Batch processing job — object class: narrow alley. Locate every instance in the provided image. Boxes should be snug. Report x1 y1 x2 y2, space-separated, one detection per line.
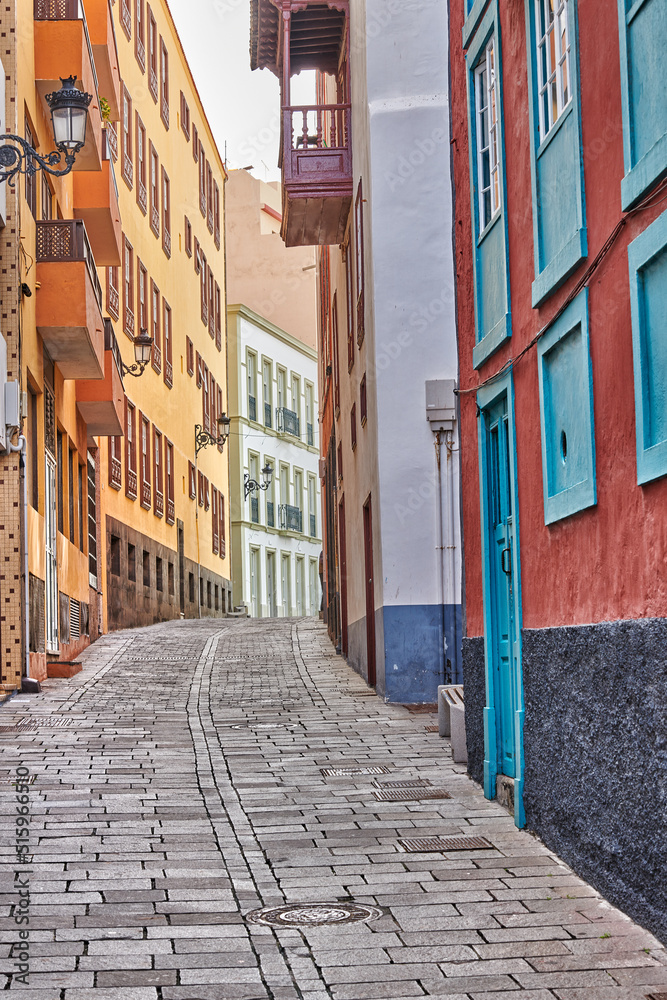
1 618 666 1000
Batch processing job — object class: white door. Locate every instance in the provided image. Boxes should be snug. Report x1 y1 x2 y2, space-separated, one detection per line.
281 554 290 617
250 547 259 617
44 454 59 652
267 552 276 617
295 558 304 616
309 558 318 616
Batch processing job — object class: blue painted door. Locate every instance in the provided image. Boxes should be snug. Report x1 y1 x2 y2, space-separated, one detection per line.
486 396 517 777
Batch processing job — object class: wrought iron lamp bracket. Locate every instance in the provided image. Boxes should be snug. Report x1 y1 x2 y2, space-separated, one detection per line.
0 135 77 185
244 472 271 500
120 359 149 379
195 423 227 456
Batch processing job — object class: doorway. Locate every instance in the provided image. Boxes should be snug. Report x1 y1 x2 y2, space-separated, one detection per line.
339 495 348 656
363 495 376 687
44 453 58 653
266 550 277 617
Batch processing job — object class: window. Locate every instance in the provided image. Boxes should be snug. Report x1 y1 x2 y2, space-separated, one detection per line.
277 367 285 410
128 543 136 582
168 562 174 594
161 168 171 257
154 428 163 516
149 142 159 236
200 254 208 325
306 383 314 446
156 556 163 591
617 0 667 208
109 435 122 489
308 475 317 537
184 216 192 257
41 174 53 221
188 460 196 498
136 114 147 213
263 360 272 428
214 181 221 248
123 237 135 337
186 337 194 376
163 300 172 387
25 119 36 216
199 143 206 216
189 572 195 603
332 291 340 413
140 414 151 508
337 440 343 481
628 210 667 484
87 453 97 587
360 372 367 426
68 447 75 544
57 430 64 534
351 402 357 451
138 261 148 332
291 374 300 425
212 487 219 554
135 0 145 70
204 475 210 511
79 463 84 551
147 4 158 100
180 91 190 138
122 87 133 188
215 282 222 350
537 288 595 522
345 243 354 370
194 237 201 274
110 535 121 576
192 123 199 161
247 352 257 422
466 4 511 368
150 280 161 373
106 266 119 320
219 493 226 557
526 0 585 305
160 38 169 127
475 39 500 231
125 400 137 499
354 180 365 345
207 162 214 233
202 365 211 433
208 267 215 337
143 550 150 587
165 439 174 523
28 387 38 511
120 0 131 38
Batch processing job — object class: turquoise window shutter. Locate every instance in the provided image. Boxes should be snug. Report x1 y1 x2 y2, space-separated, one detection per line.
617 0 667 209
524 0 587 307
628 209 667 484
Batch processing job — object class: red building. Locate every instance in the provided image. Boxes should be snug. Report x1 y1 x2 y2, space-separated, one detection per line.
451 0 667 941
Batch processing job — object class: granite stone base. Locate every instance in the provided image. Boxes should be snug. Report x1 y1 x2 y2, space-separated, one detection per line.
461 635 485 786
522 617 667 945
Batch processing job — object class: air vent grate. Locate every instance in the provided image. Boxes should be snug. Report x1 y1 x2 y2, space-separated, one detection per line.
321 765 391 777
399 835 493 852
374 788 451 802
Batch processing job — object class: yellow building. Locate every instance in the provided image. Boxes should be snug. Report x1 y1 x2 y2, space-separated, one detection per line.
0 0 229 694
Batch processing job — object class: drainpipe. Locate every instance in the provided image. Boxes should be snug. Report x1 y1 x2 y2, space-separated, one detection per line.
8 434 29 680
445 428 459 683
433 431 446 684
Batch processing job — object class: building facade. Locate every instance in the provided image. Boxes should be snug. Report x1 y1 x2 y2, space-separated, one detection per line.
226 169 320 618
99 0 231 630
250 0 462 700
451 0 667 941
0 0 229 695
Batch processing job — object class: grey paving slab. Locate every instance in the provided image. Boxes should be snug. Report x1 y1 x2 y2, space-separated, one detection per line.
1 616 665 1000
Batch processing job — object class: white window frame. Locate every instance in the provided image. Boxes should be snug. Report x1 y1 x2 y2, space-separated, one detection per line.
475 37 501 232
535 0 571 141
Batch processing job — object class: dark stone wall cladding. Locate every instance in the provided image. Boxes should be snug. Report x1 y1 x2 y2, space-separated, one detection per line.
522 618 667 945
462 635 485 787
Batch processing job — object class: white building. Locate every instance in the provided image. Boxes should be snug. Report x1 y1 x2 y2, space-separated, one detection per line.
228 304 321 617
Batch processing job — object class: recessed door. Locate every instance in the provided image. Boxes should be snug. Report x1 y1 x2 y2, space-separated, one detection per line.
339 495 348 656
266 551 276 617
44 454 58 653
363 496 376 687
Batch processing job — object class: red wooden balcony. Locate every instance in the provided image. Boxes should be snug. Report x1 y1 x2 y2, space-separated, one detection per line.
281 103 352 246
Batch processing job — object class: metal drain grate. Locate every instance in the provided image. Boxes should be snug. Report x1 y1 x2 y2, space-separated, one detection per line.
343 689 377 697
321 765 391 776
425 724 439 732
6 716 76 731
399 835 494 852
645 994 667 1000
7 773 36 784
373 779 433 789
374 788 451 801
246 902 383 927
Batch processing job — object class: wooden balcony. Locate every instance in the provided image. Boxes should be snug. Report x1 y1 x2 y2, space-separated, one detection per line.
73 157 121 265
36 220 105 380
33 0 104 172
83 0 121 122
76 319 124 437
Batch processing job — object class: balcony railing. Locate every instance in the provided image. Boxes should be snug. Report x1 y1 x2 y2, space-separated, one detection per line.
34 0 79 19
36 219 103 313
279 504 302 533
155 491 164 518
277 406 299 437
164 358 173 388
105 122 118 161
264 402 272 428
267 500 274 528
104 318 124 384
250 497 259 524
307 422 313 446
310 513 316 538
249 395 256 422
109 456 122 490
126 467 137 500
141 479 151 509
285 103 350 159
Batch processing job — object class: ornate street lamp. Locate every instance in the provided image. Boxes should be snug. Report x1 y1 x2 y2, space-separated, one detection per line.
244 463 273 500
120 329 153 378
195 412 231 456
0 77 93 184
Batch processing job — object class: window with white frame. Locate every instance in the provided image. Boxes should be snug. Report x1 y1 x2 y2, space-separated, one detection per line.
277 368 286 410
291 374 300 419
263 360 272 427
535 0 571 140
475 38 501 231
247 352 257 421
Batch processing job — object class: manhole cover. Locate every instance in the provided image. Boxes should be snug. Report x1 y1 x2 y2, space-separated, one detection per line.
425 724 439 732
398 835 493 852
321 765 391 776
374 779 432 789
374 788 451 801
246 902 383 927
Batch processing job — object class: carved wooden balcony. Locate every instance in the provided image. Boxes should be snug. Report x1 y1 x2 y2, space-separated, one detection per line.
281 103 352 246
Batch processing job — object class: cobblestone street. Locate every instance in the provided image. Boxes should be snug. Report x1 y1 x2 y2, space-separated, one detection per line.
1 617 666 1000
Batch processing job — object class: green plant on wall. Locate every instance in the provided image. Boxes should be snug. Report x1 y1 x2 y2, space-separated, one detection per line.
99 97 111 123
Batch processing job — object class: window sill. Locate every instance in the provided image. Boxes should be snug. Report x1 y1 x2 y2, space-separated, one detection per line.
472 312 511 370
532 228 587 308
621 131 667 210
463 0 490 49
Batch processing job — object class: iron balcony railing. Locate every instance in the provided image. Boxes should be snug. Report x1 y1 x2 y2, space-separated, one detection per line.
266 501 274 528
277 406 299 437
249 395 256 422
250 497 259 524
310 513 316 538
264 402 272 428
307 422 314 446
279 504 302 533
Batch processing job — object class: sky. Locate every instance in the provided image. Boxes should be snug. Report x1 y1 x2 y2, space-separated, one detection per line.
168 0 314 182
